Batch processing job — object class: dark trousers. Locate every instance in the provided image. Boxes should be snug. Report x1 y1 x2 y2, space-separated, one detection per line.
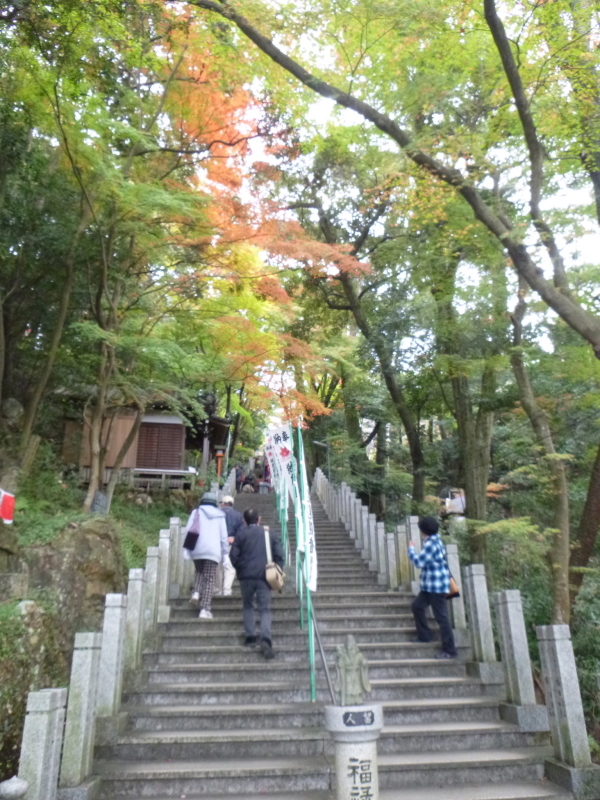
240 579 272 643
412 591 457 656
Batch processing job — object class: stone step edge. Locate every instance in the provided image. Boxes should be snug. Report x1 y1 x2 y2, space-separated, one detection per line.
110 720 528 744
144 657 464 671
94 747 553 778
98 785 570 800
121 696 504 716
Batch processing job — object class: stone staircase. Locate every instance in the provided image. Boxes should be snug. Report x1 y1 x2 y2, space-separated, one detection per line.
93 492 571 800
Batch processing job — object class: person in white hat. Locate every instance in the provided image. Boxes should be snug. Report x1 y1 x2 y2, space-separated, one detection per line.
214 495 244 596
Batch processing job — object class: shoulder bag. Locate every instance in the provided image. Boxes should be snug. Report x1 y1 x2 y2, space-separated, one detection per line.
183 509 201 551
264 525 285 592
438 539 460 599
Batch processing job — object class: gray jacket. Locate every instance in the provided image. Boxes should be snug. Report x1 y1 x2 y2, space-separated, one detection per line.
184 504 228 563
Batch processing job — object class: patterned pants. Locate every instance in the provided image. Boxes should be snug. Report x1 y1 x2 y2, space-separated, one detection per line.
193 559 218 611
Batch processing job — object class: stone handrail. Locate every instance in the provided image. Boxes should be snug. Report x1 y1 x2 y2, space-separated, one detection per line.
9 468 237 800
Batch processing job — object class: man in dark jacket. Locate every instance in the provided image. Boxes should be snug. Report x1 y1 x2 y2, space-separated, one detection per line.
230 507 284 660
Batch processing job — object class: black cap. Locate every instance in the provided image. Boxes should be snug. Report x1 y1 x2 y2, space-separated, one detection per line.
418 516 439 536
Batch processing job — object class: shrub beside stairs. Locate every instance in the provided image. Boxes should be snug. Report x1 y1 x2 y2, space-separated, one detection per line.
93 491 571 800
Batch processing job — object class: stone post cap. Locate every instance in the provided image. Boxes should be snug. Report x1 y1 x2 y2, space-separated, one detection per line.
26 687 68 713
396 524 406 533
377 522 385 531
385 532 395 540
159 529 171 539
445 543 458 553
128 568 145 581
170 517 180 525
465 564 486 576
536 624 571 641
105 593 127 608
324 704 384 743
73 632 102 649
494 589 522 604
0 775 29 798
146 547 160 558
410 515 419 522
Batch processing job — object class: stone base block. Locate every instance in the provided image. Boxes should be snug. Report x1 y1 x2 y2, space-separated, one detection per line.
500 702 549 732
95 712 128 746
545 759 600 800
411 580 420 596
467 661 506 686
453 627 470 648
168 582 180 600
157 605 171 624
57 777 102 800
377 574 387 586
367 561 377 573
354 540 362 551
0 572 28 601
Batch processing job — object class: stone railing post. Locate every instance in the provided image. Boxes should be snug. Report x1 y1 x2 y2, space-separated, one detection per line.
445 543 466 630
96 593 128 742
18 688 67 800
58 633 102 798
360 508 370 562
493 590 548 732
537 625 600 798
408 516 422 595
157 528 171 623
339 483 348 529
376 522 387 586
142 546 161 642
394 523 411 589
462 564 503 685
124 568 146 674
354 500 363 551
385 531 398 590
169 517 181 599
367 513 378 573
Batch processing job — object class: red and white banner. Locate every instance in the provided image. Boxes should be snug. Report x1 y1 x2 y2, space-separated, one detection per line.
0 489 15 524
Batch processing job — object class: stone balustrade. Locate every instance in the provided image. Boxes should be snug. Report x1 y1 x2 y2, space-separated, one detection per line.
10 515 183 800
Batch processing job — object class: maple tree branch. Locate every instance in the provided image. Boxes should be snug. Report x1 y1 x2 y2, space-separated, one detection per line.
360 420 380 448
186 0 600 355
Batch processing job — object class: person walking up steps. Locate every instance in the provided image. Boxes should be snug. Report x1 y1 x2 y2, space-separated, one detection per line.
408 516 458 659
230 507 284 660
214 495 244 596
185 492 228 620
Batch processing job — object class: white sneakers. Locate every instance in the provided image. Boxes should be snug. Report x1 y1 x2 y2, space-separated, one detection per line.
189 591 200 606
199 609 213 620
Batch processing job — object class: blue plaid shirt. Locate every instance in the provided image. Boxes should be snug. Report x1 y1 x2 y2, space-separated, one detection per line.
408 534 450 594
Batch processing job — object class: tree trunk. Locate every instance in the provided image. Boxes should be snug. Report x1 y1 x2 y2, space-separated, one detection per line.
82 344 112 512
450 366 496 564
338 273 424 507
20 212 88 451
104 402 145 513
510 292 571 624
0 291 5 413
569 438 600 602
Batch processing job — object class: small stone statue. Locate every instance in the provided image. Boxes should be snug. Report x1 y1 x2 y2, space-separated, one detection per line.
333 634 371 706
0 776 29 799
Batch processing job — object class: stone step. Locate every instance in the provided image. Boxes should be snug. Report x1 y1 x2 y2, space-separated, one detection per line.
162 615 414 634
126 676 493 706
95 755 331 797
124 697 505 733
98 786 571 800
377 746 553 788
153 641 458 663
96 721 544 763
145 658 466 684
158 626 433 646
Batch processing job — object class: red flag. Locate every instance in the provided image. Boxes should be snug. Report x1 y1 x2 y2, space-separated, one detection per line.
0 490 15 524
